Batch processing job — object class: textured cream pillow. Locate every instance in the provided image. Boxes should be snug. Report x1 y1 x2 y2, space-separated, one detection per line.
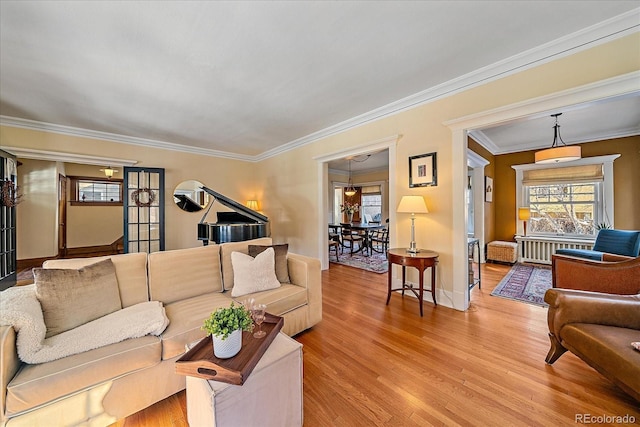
231 248 281 297
248 244 290 283
34 259 122 338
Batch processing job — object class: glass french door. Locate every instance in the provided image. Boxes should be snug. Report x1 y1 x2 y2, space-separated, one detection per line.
0 149 17 290
124 167 165 253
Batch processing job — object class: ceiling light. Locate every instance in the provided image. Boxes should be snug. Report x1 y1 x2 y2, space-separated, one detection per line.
100 166 117 178
344 160 356 196
535 113 581 164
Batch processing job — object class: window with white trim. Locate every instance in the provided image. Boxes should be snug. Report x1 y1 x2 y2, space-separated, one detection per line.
514 157 619 239
361 185 382 223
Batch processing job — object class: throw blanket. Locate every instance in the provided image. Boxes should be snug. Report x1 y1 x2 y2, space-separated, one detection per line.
0 285 170 364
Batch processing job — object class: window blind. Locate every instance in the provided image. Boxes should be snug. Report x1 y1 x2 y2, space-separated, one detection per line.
522 164 603 186
361 185 381 194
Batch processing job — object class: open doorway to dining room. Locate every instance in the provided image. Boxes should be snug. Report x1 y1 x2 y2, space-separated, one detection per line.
314 136 399 270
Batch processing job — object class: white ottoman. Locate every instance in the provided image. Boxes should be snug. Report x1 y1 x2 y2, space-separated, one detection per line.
186 333 303 427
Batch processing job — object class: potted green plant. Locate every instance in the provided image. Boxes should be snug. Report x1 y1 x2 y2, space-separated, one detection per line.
202 302 253 358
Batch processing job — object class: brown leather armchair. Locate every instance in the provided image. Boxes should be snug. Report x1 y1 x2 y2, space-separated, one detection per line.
544 289 640 402
551 254 640 294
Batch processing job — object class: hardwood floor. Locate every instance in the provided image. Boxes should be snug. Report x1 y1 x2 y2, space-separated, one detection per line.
114 262 639 426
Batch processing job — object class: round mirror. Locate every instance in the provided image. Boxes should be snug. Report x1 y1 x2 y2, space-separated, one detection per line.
173 180 210 212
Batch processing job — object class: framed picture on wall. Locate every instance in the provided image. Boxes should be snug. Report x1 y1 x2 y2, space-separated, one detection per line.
485 176 493 202
409 152 437 187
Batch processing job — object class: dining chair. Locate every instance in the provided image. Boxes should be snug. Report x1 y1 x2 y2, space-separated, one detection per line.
370 227 389 254
339 223 365 255
328 238 340 262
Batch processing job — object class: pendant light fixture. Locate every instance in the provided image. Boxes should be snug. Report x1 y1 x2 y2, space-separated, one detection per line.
535 113 581 164
344 159 356 196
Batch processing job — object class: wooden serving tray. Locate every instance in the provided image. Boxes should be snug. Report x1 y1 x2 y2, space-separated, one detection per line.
175 313 284 385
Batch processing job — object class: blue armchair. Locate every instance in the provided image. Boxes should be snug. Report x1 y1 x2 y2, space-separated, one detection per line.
555 229 640 261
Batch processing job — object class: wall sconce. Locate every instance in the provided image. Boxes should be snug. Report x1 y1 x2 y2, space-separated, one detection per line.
518 207 531 236
397 195 429 253
246 200 259 211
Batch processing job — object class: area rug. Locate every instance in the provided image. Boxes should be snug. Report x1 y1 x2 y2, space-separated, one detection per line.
490 263 552 307
330 251 388 273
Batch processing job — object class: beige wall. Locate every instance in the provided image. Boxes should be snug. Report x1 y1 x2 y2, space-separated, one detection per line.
64 163 124 249
493 135 640 242
16 159 58 259
2 32 638 307
1 126 258 257
256 33 639 304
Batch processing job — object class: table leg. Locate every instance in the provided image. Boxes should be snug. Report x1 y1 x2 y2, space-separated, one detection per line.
386 264 392 305
401 266 406 296
431 264 437 306
418 267 424 317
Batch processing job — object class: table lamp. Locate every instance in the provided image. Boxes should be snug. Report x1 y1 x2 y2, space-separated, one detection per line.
518 207 531 236
397 195 429 253
246 200 259 211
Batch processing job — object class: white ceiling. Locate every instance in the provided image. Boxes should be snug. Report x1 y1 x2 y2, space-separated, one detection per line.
1 2 639 161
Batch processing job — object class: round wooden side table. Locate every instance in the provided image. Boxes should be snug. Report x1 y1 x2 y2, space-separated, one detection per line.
386 248 439 316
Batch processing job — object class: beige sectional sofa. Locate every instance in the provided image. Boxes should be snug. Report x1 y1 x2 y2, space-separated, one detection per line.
0 238 321 426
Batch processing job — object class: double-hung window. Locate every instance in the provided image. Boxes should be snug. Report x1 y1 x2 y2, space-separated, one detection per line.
514 156 619 239
361 185 382 223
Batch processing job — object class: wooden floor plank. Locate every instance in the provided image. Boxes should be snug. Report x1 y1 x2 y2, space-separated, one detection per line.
113 262 640 426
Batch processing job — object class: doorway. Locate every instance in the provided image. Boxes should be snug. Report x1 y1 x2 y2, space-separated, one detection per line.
314 135 399 270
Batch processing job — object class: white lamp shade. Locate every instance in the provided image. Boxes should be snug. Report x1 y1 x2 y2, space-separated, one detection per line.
246 200 259 210
535 145 581 164
397 195 428 214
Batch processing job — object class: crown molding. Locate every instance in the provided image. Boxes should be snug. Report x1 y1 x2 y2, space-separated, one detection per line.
272 8 639 158
0 116 254 162
467 149 490 168
1 9 637 162
2 146 138 167
467 130 501 154
445 71 640 130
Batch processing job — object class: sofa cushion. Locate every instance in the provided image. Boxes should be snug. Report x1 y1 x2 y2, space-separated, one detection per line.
555 249 603 261
161 292 232 360
231 249 281 297
231 284 307 317
220 237 272 291
34 259 122 338
248 244 290 283
5 335 161 417
148 245 223 304
562 323 640 400
43 252 149 307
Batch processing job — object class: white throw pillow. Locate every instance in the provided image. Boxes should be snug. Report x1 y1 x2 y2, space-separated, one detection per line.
231 247 281 297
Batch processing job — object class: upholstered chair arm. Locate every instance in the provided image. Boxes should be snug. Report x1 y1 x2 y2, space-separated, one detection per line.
0 326 20 424
544 289 640 340
551 254 640 294
287 253 322 326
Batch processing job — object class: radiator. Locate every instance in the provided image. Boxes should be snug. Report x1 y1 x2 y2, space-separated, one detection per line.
515 236 594 265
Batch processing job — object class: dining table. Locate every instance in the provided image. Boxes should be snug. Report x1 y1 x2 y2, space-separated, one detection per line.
329 222 385 256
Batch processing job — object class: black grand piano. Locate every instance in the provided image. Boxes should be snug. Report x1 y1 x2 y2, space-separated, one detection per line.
197 186 269 245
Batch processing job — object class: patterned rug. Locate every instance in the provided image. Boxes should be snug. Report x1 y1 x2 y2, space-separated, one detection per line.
490 263 552 307
330 251 388 273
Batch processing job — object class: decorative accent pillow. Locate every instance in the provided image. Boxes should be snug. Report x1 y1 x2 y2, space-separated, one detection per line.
231 248 281 297
34 259 122 338
248 244 290 283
